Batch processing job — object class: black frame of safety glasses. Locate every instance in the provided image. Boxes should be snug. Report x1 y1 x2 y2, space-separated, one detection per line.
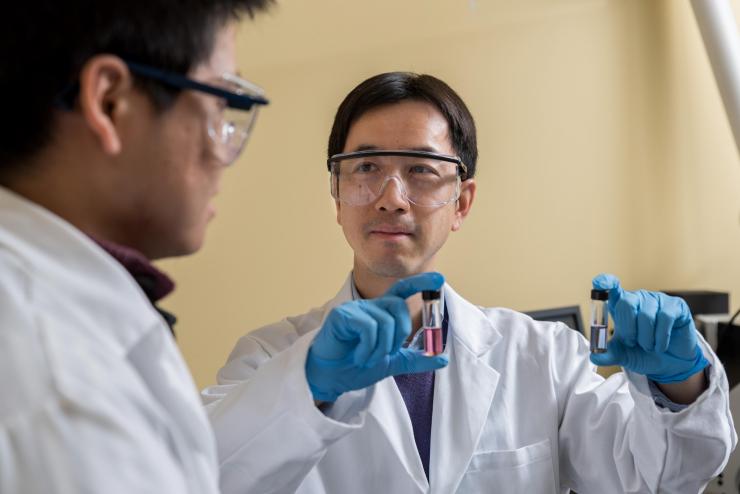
55 59 269 111
124 61 268 110
327 150 468 180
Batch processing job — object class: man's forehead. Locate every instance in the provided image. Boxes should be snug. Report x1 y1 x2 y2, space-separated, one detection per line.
344 120 453 155
349 144 443 153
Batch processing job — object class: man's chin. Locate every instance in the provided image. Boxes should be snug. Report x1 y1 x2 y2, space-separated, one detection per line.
366 259 421 280
149 233 206 260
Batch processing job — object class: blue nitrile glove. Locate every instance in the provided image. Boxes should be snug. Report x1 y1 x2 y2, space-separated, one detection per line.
590 273 709 383
305 272 449 402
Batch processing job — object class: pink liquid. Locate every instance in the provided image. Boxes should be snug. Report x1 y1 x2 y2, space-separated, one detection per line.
423 327 443 356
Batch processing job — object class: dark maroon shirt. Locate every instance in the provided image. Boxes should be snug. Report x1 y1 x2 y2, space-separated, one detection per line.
92 237 178 332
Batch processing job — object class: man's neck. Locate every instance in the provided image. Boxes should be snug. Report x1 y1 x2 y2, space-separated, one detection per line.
6 154 156 259
6 154 107 240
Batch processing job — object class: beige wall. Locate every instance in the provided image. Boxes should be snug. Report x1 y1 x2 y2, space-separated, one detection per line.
157 0 740 390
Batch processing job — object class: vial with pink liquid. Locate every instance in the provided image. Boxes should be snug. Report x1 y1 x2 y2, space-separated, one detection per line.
421 290 443 356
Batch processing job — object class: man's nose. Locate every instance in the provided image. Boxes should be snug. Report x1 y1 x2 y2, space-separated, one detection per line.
375 176 410 211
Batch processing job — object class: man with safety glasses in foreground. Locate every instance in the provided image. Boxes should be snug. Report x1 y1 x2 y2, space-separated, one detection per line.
0 1 271 491
205 72 735 493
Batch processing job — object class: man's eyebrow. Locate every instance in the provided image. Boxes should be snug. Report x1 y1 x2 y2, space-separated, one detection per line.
350 144 440 153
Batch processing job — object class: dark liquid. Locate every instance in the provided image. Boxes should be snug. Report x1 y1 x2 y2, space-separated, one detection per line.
590 324 608 353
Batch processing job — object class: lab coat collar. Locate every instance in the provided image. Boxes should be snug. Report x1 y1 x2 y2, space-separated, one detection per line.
0 186 167 352
335 274 355 305
442 283 502 357
311 275 354 331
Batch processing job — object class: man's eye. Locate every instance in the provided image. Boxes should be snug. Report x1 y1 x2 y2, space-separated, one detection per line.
354 162 378 173
410 164 439 175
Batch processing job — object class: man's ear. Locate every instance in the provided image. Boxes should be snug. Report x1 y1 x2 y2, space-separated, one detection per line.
77 55 135 156
451 179 476 232
335 200 342 225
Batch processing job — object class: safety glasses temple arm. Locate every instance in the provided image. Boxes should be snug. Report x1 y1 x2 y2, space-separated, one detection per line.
125 60 269 110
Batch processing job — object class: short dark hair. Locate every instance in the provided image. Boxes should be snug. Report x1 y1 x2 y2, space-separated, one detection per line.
0 0 273 171
328 72 478 179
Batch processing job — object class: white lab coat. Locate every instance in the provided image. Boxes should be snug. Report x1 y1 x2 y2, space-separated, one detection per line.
0 187 219 494
204 276 736 494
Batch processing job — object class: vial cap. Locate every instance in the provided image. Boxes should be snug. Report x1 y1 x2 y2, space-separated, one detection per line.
591 289 609 301
422 290 441 301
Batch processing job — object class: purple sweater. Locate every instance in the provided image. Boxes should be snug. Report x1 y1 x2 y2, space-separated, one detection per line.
393 308 448 480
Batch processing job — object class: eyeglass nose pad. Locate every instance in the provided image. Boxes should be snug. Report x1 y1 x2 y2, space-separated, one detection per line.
377 175 409 202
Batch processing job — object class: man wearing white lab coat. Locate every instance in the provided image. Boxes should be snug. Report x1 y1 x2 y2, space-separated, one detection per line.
0 1 272 492
204 72 736 493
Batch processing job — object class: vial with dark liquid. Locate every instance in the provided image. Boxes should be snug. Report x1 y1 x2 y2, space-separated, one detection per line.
590 289 609 353
421 290 443 356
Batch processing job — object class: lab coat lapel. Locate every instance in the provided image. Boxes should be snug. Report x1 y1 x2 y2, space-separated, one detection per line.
339 273 428 492
430 285 501 494
366 378 429 493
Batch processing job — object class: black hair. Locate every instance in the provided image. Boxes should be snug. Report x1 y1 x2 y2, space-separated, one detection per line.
0 0 273 172
328 72 478 179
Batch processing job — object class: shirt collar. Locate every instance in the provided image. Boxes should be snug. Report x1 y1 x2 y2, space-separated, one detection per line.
91 237 175 303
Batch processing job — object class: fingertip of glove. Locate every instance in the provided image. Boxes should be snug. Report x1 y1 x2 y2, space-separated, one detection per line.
592 273 619 288
423 352 449 369
413 271 445 289
589 352 615 367
427 271 445 286
423 356 447 371
397 349 448 372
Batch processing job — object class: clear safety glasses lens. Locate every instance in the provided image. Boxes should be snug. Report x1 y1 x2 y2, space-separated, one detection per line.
328 152 465 207
208 74 265 166
208 106 260 165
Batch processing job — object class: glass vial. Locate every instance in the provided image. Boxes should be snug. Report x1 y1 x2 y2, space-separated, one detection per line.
590 289 609 353
421 290 443 356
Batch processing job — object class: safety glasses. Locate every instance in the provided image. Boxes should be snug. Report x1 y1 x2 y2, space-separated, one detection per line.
328 149 468 207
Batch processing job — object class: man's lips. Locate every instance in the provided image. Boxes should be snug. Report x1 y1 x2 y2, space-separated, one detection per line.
367 225 414 237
